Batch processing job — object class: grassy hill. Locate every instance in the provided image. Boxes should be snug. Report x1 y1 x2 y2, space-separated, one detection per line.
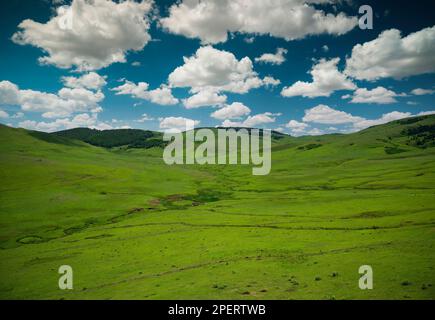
51 127 288 150
0 115 434 299
52 128 166 149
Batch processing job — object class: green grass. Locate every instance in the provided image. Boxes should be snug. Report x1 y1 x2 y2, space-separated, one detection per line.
0 115 434 300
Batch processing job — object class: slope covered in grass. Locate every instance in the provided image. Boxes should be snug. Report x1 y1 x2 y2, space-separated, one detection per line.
52 128 166 149
0 116 434 300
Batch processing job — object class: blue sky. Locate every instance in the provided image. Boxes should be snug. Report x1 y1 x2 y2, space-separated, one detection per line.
0 0 434 134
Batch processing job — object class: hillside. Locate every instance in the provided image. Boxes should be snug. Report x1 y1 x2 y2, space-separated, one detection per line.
51 126 289 150
49 115 435 151
0 115 434 300
52 127 166 149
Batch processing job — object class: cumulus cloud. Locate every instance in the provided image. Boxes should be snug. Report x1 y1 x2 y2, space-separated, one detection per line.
281 58 356 98
262 76 281 87
303 104 363 124
169 46 278 107
61 72 107 90
411 88 435 95
285 120 309 134
345 26 435 80
0 80 103 118
111 80 179 106
12 0 153 71
306 128 324 136
352 111 412 130
282 105 433 136
18 113 112 132
182 89 227 109
301 104 422 132
255 48 287 65
0 110 9 118
210 102 251 120
159 116 200 132
169 46 277 95
135 113 155 123
220 112 280 128
343 86 404 104
160 0 357 44
417 110 435 116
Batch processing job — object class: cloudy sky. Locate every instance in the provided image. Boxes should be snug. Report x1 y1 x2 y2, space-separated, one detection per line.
0 0 434 135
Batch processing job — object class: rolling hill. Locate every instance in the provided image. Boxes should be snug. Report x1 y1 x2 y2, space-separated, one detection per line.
0 115 434 299
52 127 166 149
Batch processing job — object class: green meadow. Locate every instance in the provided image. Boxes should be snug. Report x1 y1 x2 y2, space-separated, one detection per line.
0 115 434 300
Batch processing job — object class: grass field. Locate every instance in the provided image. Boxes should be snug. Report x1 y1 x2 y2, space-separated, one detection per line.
0 115 434 300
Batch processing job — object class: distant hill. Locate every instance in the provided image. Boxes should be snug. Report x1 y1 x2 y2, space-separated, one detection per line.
50 127 290 149
356 114 435 149
52 128 166 149
213 127 288 140
23 114 435 150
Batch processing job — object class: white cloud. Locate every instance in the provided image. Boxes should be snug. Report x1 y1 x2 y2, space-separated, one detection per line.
262 76 281 87
111 80 179 106
255 48 287 65
281 58 356 98
306 128 324 136
136 113 155 123
345 26 435 80
168 46 278 106
220 105 432 135
145 86 179 106
417 110 435 116
18 113 112 132
220 119 243 127
18 120 61 132
322 45 329 52
244 112 280 127
269 106 433 136
0 110 9 118
0 81 21 105
301 104 422 132
343 86 403 104
303 104 363 124
211 102 251 120
12 0 153 71
285 120 309 134
160 0 357 44
131 61 142 67
61 72 107 90
0 80 104 118
220 112 279 128
168 46 274 95
182 89 227 109
352 111 412 130
159 116 200 132
411 88 435 95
